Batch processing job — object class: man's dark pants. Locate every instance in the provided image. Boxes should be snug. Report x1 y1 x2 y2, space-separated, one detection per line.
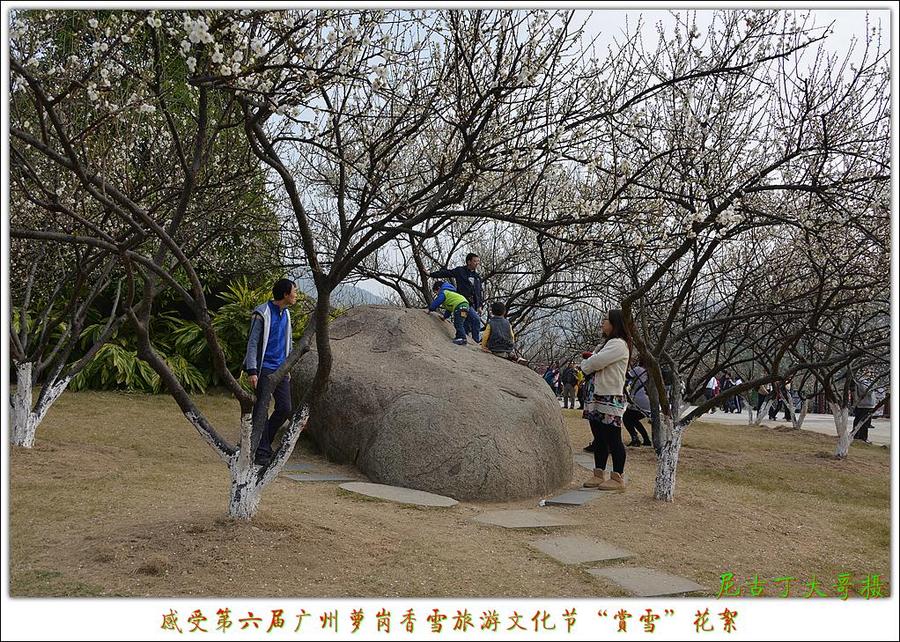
255 367 292 460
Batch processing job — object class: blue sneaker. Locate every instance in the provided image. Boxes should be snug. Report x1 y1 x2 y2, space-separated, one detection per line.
453 338 467 345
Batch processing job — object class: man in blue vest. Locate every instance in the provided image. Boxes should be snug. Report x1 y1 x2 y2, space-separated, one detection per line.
243 278 297 466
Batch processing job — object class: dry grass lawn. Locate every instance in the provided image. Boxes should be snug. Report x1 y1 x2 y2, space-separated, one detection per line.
9 391 891 598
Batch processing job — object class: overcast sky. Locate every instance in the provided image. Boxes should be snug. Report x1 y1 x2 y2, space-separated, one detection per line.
576 8 888 63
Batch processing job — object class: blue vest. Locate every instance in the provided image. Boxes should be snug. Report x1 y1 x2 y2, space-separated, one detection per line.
262 301 289 370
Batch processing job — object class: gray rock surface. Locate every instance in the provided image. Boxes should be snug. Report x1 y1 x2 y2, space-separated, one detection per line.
294 305 572 500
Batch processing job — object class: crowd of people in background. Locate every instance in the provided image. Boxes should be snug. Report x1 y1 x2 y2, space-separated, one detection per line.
421 252 886 485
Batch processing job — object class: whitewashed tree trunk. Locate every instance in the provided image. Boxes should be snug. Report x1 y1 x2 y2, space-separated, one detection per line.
750 399 773 426
225 409 309 520
228 454 262 520
830 402 854 459
10 361 72 449
791 399 809 430
11 362 35 447
654 417 686 502
228 413 261 519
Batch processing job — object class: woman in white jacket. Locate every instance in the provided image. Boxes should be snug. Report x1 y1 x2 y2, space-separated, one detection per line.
581 309 632 491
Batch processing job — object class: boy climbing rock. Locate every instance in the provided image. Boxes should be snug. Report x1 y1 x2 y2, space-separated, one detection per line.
426 281 471 345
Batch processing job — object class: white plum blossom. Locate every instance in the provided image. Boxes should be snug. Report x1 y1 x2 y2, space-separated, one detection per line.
211 49 224 64
232 50 244 63
186 56 197 73
186 17 214 44
716 205 741 228
180 40 191 54
88 18 98 28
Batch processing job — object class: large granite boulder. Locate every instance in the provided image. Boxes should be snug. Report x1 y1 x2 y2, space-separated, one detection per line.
293 305 573 501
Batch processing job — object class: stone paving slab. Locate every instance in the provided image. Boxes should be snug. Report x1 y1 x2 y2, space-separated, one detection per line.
283 462 315 472
285 473 359 482
574 453 596 470
543 490 601 506
339 482 458 507
574 455 620 474
529 535 634 565
474 509 579 529
587 567 705 596
572 456 630 481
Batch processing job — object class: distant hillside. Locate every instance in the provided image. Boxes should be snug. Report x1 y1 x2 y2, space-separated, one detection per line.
293 276 390 307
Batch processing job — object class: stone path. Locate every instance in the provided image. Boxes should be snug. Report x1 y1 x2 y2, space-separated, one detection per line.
543 489 601 506
520 451 704 596
474 509 578 528
573 455 629 482
339 482 458 507
285 472 359 482
280 460 360 483
587 566 705 596
529 535 633 565
282 462 315 472
283 455 704 595
698 409 892 447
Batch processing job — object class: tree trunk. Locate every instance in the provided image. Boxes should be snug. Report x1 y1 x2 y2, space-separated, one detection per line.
791 399 809 430
830 402 854 459
749 399 772 426
646 372 663 455
654 417 685 502
11 362 35 447
227 409 309 520
228 456 263 520
228 413 262 519
10 361 71 449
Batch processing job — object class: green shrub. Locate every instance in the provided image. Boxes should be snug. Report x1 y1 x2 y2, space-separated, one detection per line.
69 276 312 394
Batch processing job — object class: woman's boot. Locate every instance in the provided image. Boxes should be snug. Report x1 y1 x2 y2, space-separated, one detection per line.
583 468 607 488
598 471 626 492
